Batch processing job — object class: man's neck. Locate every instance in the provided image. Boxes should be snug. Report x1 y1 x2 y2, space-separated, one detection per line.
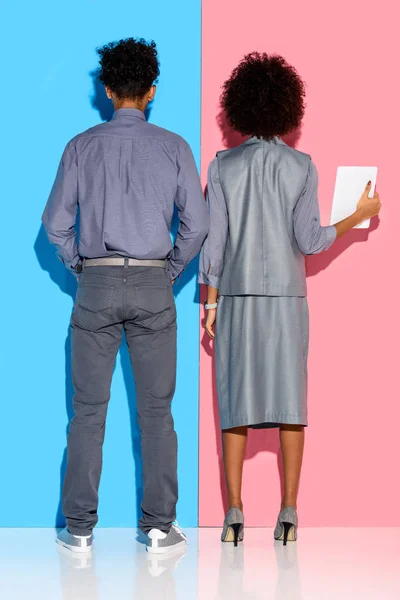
113 100 146 113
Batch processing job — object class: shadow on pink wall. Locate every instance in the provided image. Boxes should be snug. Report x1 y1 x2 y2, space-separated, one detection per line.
203 109 380 514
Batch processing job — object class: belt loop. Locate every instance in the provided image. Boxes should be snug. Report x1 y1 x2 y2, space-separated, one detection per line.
124 257 129 271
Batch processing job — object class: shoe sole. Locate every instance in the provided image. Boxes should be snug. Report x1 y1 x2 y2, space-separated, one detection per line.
222 525 244 543
56 538 92 554
275 526 297 542
146 539 187 554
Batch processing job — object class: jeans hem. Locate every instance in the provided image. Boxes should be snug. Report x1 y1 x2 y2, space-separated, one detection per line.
66 524 93 537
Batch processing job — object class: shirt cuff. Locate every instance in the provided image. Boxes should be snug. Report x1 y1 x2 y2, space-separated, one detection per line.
70 256 83 273
167 261 182 282
197 272 220 288
324 225 337 250
57 253 82 273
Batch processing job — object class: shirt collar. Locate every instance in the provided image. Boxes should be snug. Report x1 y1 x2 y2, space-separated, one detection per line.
112 108 146 121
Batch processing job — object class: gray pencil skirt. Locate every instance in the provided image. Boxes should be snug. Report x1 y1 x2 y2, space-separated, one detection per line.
215 295 309 430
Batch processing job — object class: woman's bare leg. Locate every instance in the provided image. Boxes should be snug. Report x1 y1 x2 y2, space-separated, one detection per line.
279 425 305 508
222 426 248 511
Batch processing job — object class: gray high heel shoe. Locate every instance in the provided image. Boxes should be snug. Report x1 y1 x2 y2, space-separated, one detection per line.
221 508 244 546
274 506 298 545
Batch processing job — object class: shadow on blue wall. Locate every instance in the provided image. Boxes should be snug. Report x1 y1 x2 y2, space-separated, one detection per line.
90 69 153 122
34 226 77 527
34 69 199 529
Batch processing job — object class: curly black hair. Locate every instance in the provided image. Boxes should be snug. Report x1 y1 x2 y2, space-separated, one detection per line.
97 38 159 100
221 53 305 139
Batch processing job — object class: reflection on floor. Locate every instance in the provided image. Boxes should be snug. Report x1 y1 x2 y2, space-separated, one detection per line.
0 527 399 599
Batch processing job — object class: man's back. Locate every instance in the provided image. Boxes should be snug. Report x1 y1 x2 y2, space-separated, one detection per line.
43 108 208 280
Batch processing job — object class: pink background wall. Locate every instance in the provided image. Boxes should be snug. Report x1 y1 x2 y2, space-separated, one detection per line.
199 0 400 526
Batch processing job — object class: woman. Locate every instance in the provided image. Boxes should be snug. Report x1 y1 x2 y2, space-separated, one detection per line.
198 53 381 546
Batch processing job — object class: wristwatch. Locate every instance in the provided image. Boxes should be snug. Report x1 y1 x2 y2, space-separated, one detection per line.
204 300 218 310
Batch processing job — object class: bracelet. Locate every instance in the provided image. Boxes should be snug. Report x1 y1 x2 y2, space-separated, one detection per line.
204 300 218 310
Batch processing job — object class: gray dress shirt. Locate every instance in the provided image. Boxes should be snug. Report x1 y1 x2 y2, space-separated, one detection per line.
199 157 336 288
43 108 209 279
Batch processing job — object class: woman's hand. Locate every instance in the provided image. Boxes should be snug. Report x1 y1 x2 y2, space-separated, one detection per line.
357 181 382 220
205 308 217 339
335 182 382 238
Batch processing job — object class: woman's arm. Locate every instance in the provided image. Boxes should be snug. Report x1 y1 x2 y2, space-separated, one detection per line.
205 285 218 339
198 159 228 287
198 159 228 339
293 161 381 255
293 161 337 254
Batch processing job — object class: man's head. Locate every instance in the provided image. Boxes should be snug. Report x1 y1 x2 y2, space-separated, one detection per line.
97 38 160 111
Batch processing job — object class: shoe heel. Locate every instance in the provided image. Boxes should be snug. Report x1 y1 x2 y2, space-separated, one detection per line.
282 522 293 546
231 523 242 547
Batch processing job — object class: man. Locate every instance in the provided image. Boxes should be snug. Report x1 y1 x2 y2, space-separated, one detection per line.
43 38 209 554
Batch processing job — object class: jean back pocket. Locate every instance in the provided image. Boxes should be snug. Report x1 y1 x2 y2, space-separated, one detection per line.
72 283 115 332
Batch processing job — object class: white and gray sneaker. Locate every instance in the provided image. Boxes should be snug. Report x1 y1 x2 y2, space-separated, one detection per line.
56 527 92 553
146 522 187 554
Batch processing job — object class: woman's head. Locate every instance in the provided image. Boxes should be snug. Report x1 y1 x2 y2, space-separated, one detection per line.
221 53 305 140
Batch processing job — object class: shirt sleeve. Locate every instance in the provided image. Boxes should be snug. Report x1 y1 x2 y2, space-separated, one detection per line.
42 140 81 272
198 159 228 288
293 160 337 255
168 143 209 280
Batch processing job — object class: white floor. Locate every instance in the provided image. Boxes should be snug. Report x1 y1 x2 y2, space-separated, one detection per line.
0 528 399 599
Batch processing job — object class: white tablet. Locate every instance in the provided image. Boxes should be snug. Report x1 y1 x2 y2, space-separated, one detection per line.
330 166 378 229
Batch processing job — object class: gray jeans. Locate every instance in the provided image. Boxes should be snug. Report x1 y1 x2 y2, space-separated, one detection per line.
62 265 177 535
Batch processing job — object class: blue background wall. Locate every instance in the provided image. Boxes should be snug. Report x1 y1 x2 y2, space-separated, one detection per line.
0 0 201 527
